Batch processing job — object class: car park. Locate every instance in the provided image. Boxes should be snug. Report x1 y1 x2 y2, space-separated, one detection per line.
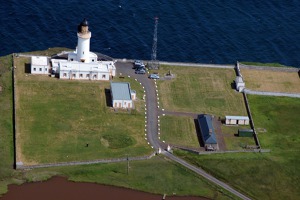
148 74 159 79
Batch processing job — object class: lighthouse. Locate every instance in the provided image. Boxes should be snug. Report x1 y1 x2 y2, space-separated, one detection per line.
77 18 91 63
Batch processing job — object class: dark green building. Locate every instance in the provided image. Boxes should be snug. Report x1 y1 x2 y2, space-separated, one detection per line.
238 129 254 137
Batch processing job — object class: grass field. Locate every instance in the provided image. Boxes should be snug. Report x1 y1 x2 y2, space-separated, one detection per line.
240 62 294 68
160 115 200 148
175 95 300 200
0 54 18 195
221 125 255 150
14 56 151 165
240 68 300 93
157 65 247 117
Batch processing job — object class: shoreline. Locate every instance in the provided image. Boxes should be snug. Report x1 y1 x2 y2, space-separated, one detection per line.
2 176 211 200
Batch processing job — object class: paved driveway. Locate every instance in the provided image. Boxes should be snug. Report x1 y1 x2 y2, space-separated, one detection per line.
116 61 161 149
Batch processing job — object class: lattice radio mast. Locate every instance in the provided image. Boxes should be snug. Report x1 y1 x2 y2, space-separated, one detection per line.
149 17 159 69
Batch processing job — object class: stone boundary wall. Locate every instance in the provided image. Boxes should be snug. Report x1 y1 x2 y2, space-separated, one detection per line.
16 152 157 170
116 59 235 69
12 54 17 169
244 89 300 98
242 92 261 148
239 63 299 72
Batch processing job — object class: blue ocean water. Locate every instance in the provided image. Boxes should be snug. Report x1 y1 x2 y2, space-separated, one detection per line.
1 0 299 67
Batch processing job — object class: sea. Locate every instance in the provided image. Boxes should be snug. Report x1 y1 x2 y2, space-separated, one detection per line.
1 0 300 67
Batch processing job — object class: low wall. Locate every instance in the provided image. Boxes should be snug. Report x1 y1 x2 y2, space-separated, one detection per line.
243 92 261 148
244 89 300 98
116 59 235 69
16 152 156 170
239 63 299 72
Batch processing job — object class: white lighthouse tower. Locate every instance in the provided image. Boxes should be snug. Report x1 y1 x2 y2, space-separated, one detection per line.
77 18 91 63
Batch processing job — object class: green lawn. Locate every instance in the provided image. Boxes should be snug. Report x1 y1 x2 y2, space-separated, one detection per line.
175 95 300 200
0 54 17 195
157 65 247 116
160 115 200 148
240 62 294 68
14 56 151 165
221 125 255 150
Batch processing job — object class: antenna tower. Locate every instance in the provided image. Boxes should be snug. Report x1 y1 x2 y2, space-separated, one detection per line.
149 17 159 69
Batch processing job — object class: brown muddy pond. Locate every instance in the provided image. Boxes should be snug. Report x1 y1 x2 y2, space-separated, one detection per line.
2 177 209 200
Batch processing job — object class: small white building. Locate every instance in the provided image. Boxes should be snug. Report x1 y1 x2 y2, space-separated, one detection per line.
235 76 245 92
225 116 249 125
31 56 49 74
111 82 134 109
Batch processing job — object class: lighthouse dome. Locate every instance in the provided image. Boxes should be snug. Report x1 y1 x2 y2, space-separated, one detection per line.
80 18 89 26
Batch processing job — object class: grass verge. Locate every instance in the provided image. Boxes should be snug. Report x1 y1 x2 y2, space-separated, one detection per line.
240 68 300 93
160 115 200 148
240 62 294 68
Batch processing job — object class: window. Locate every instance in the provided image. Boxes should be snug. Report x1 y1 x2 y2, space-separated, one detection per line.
102 74 106 79
80 74 83 78
83 51 84 55
45 68 47 71
33 68 36 71
73 74 76 78
93 75 97 79
86 74 90 78
39 68 42 71
92 59 95 62
63 73 67 77
71 58 73 61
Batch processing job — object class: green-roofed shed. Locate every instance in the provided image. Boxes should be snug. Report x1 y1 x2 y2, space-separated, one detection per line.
238 129 254 137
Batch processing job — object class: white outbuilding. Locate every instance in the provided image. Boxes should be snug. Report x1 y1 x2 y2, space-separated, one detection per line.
111 82 134 109
235 76 245 92
31 56 49 74
225 116 249 125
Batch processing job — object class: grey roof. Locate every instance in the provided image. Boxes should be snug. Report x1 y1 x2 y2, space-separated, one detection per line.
197 114 217 144
225 116 249 120
111 82 132 100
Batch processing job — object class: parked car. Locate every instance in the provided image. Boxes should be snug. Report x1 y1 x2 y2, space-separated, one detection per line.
133 60 145 68
133 63 145 69
135 69 146 74
136 65 146 71
148 74 159 79
134 60 144 66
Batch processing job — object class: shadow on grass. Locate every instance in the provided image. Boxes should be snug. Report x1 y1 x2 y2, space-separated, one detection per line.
24 63 31 73
230 81 236 90
194 119 205 148
105 88 112 107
